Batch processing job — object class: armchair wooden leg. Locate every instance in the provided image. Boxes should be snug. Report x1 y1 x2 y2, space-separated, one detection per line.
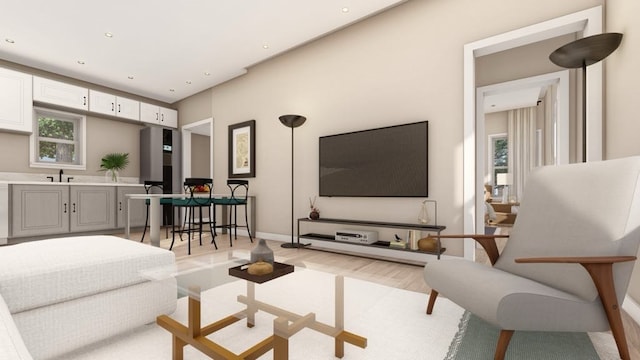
426 290 439 314
581 262 631 360
494 330 514 360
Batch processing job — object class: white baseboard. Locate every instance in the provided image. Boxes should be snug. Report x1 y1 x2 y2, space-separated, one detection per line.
623 295 640 327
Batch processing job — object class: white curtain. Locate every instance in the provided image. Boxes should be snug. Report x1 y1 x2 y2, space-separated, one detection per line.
507 107 537 202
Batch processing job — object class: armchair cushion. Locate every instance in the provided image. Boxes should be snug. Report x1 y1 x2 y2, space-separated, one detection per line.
0 294 32 360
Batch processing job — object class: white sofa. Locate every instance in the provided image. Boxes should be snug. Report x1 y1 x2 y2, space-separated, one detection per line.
0 235 177 360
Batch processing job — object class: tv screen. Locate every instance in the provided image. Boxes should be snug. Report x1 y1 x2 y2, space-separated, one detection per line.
319 121 428 197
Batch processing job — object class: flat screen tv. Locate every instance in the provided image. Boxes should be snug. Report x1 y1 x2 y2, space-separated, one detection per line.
319 121 428 197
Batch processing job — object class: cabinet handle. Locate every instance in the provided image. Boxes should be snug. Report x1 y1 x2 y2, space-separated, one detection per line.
161 113 164 122
112 103 115 111
118 104 121 113
156 113 159 121
119 201 122 211
83 96 87 105
64 203 67 213
72 203 76 213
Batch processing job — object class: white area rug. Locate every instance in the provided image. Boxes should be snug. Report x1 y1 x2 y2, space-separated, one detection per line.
59 268 465 360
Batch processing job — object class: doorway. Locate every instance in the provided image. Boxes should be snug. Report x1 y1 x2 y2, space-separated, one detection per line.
181 118 214 184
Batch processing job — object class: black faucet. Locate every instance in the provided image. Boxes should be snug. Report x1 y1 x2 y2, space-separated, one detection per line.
46 176 54 182
59 169 63 182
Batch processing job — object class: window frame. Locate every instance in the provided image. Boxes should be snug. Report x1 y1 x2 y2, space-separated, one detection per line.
30 107 87 170
487 133 508 198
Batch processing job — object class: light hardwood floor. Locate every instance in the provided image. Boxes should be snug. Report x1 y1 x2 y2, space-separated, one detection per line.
116 230 640 360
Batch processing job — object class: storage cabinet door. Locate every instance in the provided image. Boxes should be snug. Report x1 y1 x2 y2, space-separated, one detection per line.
33 76 88 110
116 97 140 120
11 185 69 237
0 67 32 133
140 102 159 125
70 186 116 232
116 186 147 228
159 107 177 128
88 90 116 116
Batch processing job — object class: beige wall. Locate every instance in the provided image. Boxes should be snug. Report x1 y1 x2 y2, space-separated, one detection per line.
190 134 211 178
175 88 212 126
183 0 602 257
606 0 640 303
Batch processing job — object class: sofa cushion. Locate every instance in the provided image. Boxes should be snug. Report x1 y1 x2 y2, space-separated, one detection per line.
0 235 175 313
0 294 33 360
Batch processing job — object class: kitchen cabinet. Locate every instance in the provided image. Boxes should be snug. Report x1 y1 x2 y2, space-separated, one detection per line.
11 185 70 238
140 102 177 128
89 90 140 121
69 186 116 232
33 76 88 111
0 67 32 133
116 186 147 228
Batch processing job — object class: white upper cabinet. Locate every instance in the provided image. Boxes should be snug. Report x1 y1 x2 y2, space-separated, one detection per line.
89 90 140 120
0 67 33 133
140 102 177 128
33 76 88 111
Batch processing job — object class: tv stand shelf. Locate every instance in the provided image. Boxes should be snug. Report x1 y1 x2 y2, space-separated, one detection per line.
297 218 446 264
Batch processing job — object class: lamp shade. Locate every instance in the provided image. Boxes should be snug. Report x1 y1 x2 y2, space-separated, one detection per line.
549 33 623 69
496 173 509 186
279 115 307 128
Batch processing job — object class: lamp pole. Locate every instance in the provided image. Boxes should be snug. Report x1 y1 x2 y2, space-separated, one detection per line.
279 115 308 248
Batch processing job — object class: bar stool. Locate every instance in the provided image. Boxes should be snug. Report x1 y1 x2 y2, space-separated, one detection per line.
140 180 169 243
170 178 216 255
212 179 253 246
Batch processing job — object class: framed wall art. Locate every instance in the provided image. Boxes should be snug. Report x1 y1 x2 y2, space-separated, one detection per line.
228 120 255 178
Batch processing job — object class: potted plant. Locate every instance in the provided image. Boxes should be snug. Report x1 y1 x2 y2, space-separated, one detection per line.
100 152 129 182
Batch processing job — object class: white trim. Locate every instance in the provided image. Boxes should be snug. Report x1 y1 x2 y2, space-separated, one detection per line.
181 117 214 185
623 295 640 329
463 6 603 259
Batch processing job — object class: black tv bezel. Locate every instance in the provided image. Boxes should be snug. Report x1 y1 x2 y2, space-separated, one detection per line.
318 121 428 198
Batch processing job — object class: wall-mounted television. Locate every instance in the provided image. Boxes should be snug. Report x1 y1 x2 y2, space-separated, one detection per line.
319 121 428 197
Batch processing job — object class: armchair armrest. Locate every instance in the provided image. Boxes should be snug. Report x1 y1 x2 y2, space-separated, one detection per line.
515 254 637 359
430 234 510 265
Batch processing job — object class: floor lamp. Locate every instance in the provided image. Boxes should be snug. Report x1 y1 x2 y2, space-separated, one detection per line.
279 114 308 248
549 32 623 162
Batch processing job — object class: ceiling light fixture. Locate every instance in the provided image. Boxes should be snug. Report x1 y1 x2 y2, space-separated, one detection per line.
5 38 15 44
204 72 211 76
186 81 192 84
77 60 85 65
342 7 349 13
127 76 134 80
169 89 175 92
104 32 113 38
262 44 269 49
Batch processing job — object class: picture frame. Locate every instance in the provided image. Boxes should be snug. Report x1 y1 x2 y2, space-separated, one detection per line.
228 120 256 178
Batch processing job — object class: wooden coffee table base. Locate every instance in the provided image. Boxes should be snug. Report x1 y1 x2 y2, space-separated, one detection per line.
157 275 367 360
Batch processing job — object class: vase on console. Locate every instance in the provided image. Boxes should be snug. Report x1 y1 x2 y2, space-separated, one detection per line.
250 239 274 265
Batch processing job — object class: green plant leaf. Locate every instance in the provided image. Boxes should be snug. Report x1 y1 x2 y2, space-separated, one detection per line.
100 152 129 171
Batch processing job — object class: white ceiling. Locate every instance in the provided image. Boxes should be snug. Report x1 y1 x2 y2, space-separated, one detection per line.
0 0 406 104
484 86 546 114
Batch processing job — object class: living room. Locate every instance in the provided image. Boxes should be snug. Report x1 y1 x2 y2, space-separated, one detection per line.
1 0 640 359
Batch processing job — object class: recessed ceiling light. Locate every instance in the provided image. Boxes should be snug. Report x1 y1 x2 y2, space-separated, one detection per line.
5 38 15 44
77 60 85 65
204 72 211 76
127 76 134 80
262 44 269 49
342 7 349 13
186 81 192 85
104 32 113 38
169 89 175 92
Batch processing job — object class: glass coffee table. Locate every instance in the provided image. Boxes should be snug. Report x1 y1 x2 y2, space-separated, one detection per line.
150 256 367 360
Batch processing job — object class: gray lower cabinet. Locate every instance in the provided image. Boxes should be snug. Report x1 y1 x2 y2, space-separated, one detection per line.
69 186 116 232
116 186 147 228
11 185 70 238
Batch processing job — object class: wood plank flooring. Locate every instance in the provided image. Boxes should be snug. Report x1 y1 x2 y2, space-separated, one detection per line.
116 229 639 359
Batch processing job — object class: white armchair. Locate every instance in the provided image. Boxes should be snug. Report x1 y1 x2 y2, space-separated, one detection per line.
424 157 640 360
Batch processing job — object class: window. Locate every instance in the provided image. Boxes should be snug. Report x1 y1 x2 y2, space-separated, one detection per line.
488 134 508 198
30 107 86 170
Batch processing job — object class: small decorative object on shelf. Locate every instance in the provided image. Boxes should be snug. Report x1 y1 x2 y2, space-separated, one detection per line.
418 235 438 252
250 239 274 264
407 230 421 250
309 196 320 220
390 234 407 249
418 200 430 224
